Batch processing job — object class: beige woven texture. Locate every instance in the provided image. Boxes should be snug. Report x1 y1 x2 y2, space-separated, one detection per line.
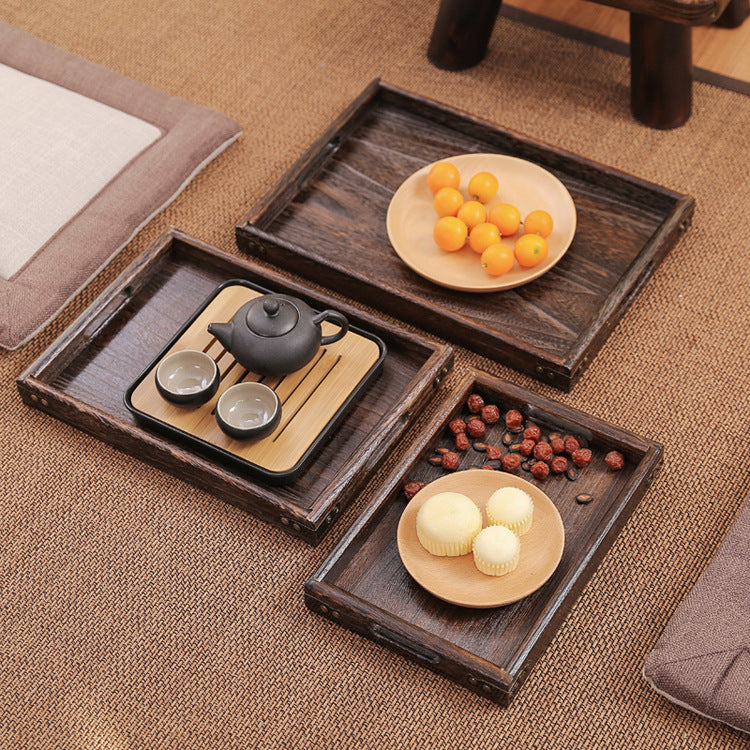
2 1 749 748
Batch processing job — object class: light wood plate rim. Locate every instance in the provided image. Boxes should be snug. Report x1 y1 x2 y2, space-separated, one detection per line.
397 470 565 608
386 153 577 292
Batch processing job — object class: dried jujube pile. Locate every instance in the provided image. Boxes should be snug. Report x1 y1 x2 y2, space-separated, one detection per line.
403 393 625 504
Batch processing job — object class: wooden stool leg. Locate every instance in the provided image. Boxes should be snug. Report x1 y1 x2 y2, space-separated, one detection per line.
428 0 503 70
715 0 749 28
630 14 693 129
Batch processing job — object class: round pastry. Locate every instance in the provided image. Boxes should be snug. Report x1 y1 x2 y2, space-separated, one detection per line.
416 492 482 557
486 486 534 535
472 525 521 576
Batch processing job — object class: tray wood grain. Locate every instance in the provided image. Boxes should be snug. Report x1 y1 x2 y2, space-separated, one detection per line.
128 282 382 477
16 230 454 544
305 370 662 703
236 80 694 390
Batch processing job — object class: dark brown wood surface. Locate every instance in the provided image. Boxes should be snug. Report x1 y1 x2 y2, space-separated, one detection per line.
575 0 729 25
630 15 694 128
236 82 694 390
16 231 454 544
305 370 662 704
428 0 503 70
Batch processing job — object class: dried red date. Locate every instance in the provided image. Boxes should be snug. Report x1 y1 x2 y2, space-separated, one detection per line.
563 436 581 455
441 451 460 471
533 442 553 462
530 461 550 479
550 456 568 474
550 437 565 454
403 481 424 500
449 418 467 435
455 432 470 451
501 453 521 472
519 438 536 457
523 424 541 442
466 394 485 413
571 448 593 468
505 409 524 430
485 444 502 461
480 404 500 424
605 451 625 471
466 419 486 439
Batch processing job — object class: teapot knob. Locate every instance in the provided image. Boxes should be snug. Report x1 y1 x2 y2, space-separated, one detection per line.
263 298 281 317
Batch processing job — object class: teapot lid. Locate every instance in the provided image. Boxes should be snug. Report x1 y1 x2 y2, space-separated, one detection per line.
245 296 299 337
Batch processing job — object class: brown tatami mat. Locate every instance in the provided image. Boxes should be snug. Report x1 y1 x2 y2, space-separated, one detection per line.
1 1 749 748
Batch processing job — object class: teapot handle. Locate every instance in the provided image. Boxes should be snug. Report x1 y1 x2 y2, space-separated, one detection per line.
313 310 349 345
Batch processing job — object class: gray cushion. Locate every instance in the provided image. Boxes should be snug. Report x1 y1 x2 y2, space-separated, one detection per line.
643 492 750 734
0 20 241 350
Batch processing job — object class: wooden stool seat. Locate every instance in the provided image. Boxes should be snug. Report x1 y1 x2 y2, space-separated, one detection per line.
428 0 748 128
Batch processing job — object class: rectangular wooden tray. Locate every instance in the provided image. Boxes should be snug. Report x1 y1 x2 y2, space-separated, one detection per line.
305 370 663 704
236 80 695 391
16 230 454 544
125 279 386 485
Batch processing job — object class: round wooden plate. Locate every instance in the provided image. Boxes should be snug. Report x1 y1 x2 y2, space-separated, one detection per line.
386 153 577 292
397 470 565 608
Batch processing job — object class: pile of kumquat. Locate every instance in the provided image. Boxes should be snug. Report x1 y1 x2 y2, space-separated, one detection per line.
428 160 554 277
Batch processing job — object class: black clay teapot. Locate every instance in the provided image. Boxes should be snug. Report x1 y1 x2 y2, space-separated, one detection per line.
208 293 349 376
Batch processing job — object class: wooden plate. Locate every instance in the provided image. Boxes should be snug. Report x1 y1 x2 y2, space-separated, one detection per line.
386 153 577 292
397 470 565 608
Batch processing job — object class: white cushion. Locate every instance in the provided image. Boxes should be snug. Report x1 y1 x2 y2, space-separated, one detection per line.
0 63 161 279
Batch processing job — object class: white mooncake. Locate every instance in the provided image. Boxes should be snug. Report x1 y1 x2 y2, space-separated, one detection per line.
472 524 521 576
416 491 483 557
486 486 534 535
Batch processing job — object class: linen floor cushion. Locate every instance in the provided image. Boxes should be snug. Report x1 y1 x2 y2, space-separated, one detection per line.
643 490 750 734
0 20 242 350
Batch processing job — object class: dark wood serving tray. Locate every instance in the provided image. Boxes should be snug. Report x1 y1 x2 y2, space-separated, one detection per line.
305 370 663 704
236 80 694 391
16 230 453 544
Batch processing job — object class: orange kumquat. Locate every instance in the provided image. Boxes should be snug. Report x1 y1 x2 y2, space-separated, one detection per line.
433 186 465 217
467 171 499 203
456 200 487 231
488 203 521 236
481 243 515 276
434 216 469 252
469 222 501 254
523 209 554 238
514 233 549 267
427 161 460 194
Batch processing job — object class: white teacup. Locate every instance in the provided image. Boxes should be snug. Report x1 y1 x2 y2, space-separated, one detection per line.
215 382 281 439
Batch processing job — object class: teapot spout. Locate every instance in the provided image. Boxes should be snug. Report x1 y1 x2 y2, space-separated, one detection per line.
208 321 233 349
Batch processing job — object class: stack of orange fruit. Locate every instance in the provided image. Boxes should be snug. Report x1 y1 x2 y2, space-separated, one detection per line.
427 160 554 277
